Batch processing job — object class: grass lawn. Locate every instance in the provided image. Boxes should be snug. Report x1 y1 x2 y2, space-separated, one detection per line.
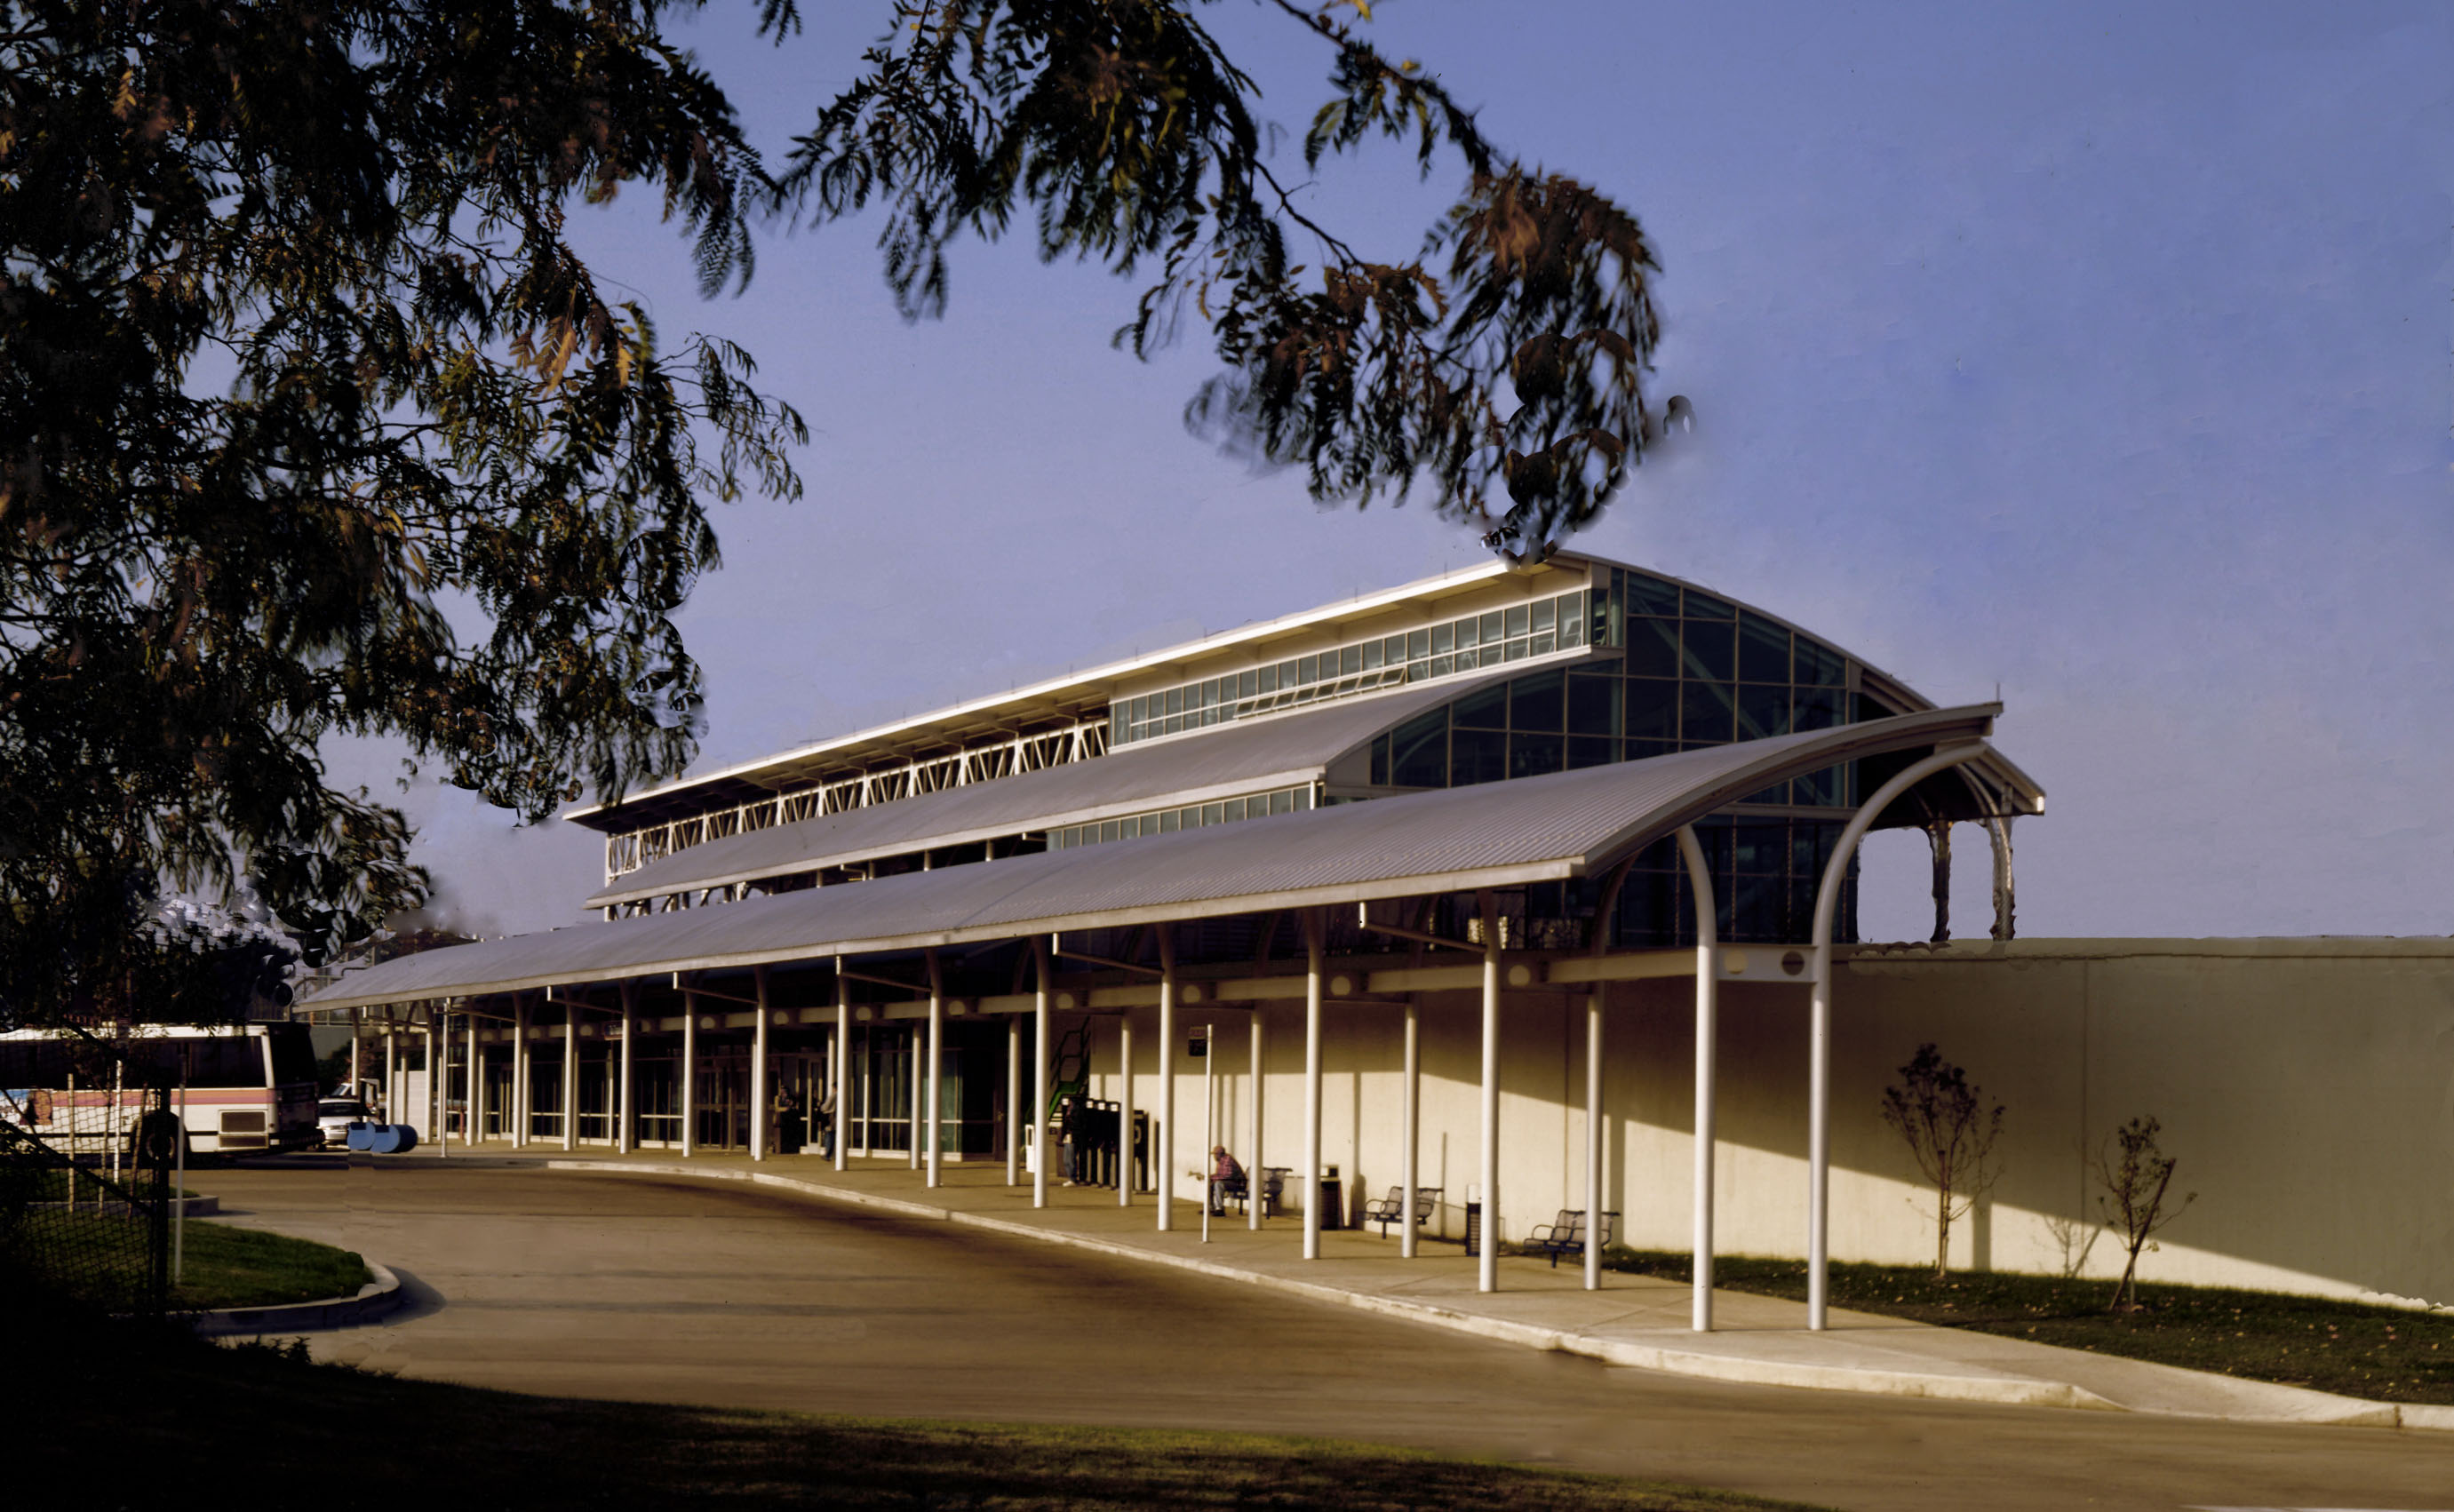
170 1218 371 1309
12 1317 1826 1511
4 1212 369 1310
1598 1249 2454 1405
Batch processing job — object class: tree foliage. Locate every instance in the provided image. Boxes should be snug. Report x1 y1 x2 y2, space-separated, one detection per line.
1 0 804 1005
1879 1043 2005 1278
2093 1114 2195 1311
781 0 1676 557
3 0 1670 1021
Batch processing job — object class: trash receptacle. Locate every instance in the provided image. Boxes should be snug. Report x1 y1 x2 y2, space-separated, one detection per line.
1317 1166 1343 1230
1464 1201 1482 1257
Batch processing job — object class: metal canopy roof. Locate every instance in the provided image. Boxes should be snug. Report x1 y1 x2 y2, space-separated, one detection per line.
304 705 2012 1011
586 660 1561 909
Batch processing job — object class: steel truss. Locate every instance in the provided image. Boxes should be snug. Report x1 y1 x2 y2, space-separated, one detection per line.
602 718 1108 883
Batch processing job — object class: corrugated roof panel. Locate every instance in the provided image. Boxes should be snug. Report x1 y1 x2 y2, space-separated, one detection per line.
586 662 1557 908
305 706 2002 1010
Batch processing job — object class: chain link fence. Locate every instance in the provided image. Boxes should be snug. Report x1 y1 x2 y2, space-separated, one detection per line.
0 1037 171 1321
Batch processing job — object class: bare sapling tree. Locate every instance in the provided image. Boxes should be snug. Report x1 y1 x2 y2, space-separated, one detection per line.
2093 1116 2196 1311
1878 1044 2005 1277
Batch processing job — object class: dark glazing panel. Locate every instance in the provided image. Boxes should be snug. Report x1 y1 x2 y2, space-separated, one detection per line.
1510 669 1566 731
1451 728 1508 785
1681 680 1735 744
1390 708 1449 787
1625 572 1681 617
1682 618 1735 682
1566 672 1621 736
1794 686 1844 731
1627 617 1681 679
1732 824 1787 875
1509 730 1564 779
1625 682 1677 742
1796 637 1847 688
1738 682 1790 740
1454 681 1509 729
1738 612 1790 684
1566 735 1616 769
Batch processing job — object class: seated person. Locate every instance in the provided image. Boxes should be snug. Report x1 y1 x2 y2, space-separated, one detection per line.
1207 1145 1244 1214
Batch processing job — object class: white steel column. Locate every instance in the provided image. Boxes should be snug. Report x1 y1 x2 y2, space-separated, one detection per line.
681 983 697 1158
424 1016 437 1142
752 966 770 1164
1478 891 1501 1294
617 982 636 1155
1117 1011 1134 1208
510 1000 527 1148
1583 986 1603 1291
1155 931 1175 1230
384 1029 396 1127
1006 1011 1022 1187
1247 1006 1265 1231
560 999 577 1152
467 1011 482 1145
349 1007 362 1094
1987 816 2017 940
1032 940 1051 1208
431 1011 446 1158
833 965 849 1172
1807 743 1990 1330
1678 824 1720 1330
908 1008 922 1171
925 951 943 1188
1302 910 1325 1260
1400 997 1421 1260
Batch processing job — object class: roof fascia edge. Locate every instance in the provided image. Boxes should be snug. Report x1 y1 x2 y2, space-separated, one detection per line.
304 860 1582 1011
1576 705 2001 877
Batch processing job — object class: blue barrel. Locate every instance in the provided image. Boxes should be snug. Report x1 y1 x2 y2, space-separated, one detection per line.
346 1122 375 1151
367 1124 418 1154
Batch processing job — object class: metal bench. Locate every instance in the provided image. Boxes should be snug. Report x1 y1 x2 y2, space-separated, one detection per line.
1361 1185 1442 1238
1217 1166 1286 1217
1525 1208 1618 1267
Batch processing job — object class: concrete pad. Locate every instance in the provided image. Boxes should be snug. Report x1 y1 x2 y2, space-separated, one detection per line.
398 1142 2442 1433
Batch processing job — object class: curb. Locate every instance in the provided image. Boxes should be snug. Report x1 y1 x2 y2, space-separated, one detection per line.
187 1260 405 1339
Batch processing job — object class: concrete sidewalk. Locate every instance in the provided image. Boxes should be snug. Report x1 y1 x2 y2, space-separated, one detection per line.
404 1142 2452 1432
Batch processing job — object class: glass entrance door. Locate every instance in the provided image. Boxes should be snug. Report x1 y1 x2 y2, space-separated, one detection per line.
695 1051 750 1150
854 1026 911 1156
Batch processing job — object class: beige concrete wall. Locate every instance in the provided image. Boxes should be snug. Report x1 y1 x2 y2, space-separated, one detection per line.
1093 939 2454 1307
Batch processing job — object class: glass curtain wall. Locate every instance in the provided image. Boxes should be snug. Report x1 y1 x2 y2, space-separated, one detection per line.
1360 568 1884 945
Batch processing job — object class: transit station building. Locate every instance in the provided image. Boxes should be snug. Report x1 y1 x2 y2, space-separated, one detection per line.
301 552 2454 1316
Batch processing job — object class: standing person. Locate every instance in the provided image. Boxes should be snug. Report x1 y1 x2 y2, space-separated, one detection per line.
1208 1145 1244 1215
770 1080 802 1156
815 1076 837 1160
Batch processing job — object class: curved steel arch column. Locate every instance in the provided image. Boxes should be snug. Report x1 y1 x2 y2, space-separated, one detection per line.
1677 824 1719 1331
1806 742 1991 1330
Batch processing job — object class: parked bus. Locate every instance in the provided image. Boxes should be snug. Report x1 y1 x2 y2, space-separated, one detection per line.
0 1022 320 1155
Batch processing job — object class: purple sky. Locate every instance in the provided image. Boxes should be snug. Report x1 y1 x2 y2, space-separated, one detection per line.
333 1 2454 943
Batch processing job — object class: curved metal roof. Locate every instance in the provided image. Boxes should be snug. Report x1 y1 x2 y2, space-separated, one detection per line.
586 659 1558 909
306 704 2012 1010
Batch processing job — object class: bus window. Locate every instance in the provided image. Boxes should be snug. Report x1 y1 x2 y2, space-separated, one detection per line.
267 1023 316 1087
